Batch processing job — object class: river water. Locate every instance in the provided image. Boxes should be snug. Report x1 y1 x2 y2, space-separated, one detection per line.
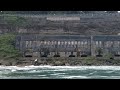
0 66 120 79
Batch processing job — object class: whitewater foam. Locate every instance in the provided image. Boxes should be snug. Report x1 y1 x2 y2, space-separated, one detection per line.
1 66 120 71
0 66 120 79
63 75 89 79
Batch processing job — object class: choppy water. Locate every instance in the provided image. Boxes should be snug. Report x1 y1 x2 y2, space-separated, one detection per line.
0 65 120 79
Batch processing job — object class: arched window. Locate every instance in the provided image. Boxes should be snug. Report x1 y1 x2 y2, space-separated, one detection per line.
71 41 74 45
26 41 29 48
96 41 99 45
58 41 60 45
75 41 77 45
61 41 64 45
81 41 83 45
65 41 67 45
44 41 47 45
51 41 54 45
99 41 102 47
29 41 32 48
78 41 80 45
68 41 70 45
54 41 57 44
84 41 87 45
40 41 43 44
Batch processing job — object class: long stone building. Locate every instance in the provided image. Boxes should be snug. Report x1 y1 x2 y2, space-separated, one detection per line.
15 35 120 57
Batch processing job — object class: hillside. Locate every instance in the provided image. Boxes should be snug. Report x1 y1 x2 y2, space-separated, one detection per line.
0 12 120 35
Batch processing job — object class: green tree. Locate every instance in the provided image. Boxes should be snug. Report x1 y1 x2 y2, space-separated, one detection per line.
0 34 21 59
3 16 27 32
95 47 103 56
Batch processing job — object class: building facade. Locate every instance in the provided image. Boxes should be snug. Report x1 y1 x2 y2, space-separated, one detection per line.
15 35 120 57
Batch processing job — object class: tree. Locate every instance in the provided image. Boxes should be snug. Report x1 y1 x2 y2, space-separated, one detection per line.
3 16 27 32
96 47 103 56
0 34 21 59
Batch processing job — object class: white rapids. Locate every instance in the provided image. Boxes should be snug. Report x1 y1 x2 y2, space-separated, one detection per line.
0 65 120 79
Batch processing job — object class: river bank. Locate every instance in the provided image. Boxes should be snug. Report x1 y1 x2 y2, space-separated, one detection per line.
0 57 120 66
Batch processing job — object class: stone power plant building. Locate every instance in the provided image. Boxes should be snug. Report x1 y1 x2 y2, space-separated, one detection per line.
15 35 120 57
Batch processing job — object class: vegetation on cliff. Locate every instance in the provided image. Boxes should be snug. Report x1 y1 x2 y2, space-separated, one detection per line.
0 11 120 35
0 34 21 59
3 15 28 31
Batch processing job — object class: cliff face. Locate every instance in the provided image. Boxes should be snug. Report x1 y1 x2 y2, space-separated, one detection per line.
0 13 120 35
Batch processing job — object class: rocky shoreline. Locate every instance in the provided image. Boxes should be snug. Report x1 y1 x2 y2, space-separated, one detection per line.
0 57 120 66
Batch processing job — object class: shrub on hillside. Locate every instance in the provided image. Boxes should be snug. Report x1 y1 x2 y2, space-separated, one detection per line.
0 34 21 59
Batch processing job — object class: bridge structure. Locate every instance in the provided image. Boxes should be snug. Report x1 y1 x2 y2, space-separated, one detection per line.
15 35 120 57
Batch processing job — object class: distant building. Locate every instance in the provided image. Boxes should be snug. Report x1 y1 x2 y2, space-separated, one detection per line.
15 35 120 57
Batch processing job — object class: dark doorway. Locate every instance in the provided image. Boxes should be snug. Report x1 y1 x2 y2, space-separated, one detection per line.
69 55 75 57
114 54 120 57
25 55 32 57
81 54 87 57
41 54 47 57
54 55 60 57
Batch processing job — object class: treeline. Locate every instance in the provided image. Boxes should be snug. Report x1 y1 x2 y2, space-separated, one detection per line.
0 11 118 15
